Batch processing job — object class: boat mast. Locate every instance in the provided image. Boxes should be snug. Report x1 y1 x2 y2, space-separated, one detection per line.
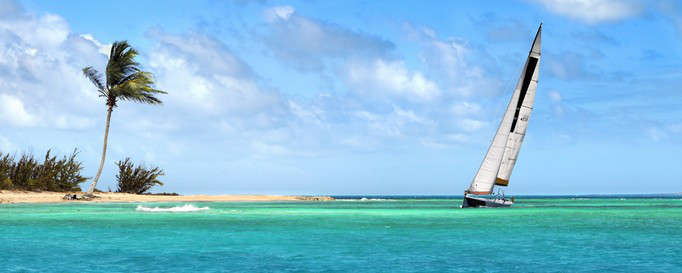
495 24 542 189
465 24 542 195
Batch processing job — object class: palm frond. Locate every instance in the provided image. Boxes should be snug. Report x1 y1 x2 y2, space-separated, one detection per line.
111 71 166 105
106 41 140 88
86 40 166 107
82 67 106 96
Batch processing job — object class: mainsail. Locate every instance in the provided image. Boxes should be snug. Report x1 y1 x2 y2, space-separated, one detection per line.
466 25 542 195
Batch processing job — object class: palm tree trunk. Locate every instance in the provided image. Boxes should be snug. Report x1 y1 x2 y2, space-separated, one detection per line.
85 105 113 197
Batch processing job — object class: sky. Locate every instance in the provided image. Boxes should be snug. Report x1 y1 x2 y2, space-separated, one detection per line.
0 0 681 195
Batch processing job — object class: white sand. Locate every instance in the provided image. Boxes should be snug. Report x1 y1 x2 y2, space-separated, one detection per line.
0 190 334 204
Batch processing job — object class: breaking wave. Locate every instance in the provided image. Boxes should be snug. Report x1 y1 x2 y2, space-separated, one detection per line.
135 204 210 212
337 198 395 202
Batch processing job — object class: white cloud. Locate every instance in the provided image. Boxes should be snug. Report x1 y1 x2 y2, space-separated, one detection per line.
0 94 35 127
0 4 105 130
54 114 95 130
548 89 562 102
0 0 23 18
356 111 401 137
647 126 667 141
451 101 482 116
408 24 500 97
456 118 487 132
261 9 498 147
548 89 565 116
655 0 682 37
260 14 500 147
251 140 316 157
351 105 437 138
345 59 439 102
0 12 70 49
447 133 472 143
530 0 643 23
544 51 607 80
79 34 111 56
642 123 682 142
0 0 523 195
0 134 16 152
0 0 503 163
147 29 283 115
668 123 682 133
264 7 394 71
140 29 331 158
289 100 325 125
264 5 295 22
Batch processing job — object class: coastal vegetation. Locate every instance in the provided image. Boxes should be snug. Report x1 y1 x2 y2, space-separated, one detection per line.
0 150 88 192
115 158 165 194
0 41 169 199
82 40 166 197
0 41 166 200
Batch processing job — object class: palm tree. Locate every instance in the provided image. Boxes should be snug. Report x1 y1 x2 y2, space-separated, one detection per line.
82 41 166 197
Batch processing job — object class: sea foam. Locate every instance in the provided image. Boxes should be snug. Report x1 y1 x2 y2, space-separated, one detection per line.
135 204 210 212
337 198 395 202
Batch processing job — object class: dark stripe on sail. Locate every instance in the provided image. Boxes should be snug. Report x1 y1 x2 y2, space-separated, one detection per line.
510 56 538 132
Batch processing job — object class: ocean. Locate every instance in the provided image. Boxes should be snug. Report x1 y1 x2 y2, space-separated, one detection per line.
1 196 681 272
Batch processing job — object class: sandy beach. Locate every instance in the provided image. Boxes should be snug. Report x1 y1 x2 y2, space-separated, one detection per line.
0 190 334 204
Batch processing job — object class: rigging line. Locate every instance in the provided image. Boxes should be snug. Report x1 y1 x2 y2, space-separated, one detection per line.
488 58 524 143
488 58 524 195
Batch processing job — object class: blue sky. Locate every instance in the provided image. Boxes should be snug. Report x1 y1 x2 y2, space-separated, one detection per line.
0 0 681 195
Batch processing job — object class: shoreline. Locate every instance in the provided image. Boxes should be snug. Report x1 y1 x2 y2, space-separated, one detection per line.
0 191 335 204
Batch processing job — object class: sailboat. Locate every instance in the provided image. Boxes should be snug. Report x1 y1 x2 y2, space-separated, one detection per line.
462 24 542 208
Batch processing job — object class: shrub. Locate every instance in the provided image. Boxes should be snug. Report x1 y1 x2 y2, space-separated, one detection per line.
115 158 164 194
0 178 13 190
142 192 179 196
0 153 13 190
0 149 88 191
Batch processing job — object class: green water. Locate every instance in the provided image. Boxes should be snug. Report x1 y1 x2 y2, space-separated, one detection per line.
1 198 681 272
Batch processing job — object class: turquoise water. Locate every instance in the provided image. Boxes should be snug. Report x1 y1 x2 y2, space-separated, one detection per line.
1 197 681 272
